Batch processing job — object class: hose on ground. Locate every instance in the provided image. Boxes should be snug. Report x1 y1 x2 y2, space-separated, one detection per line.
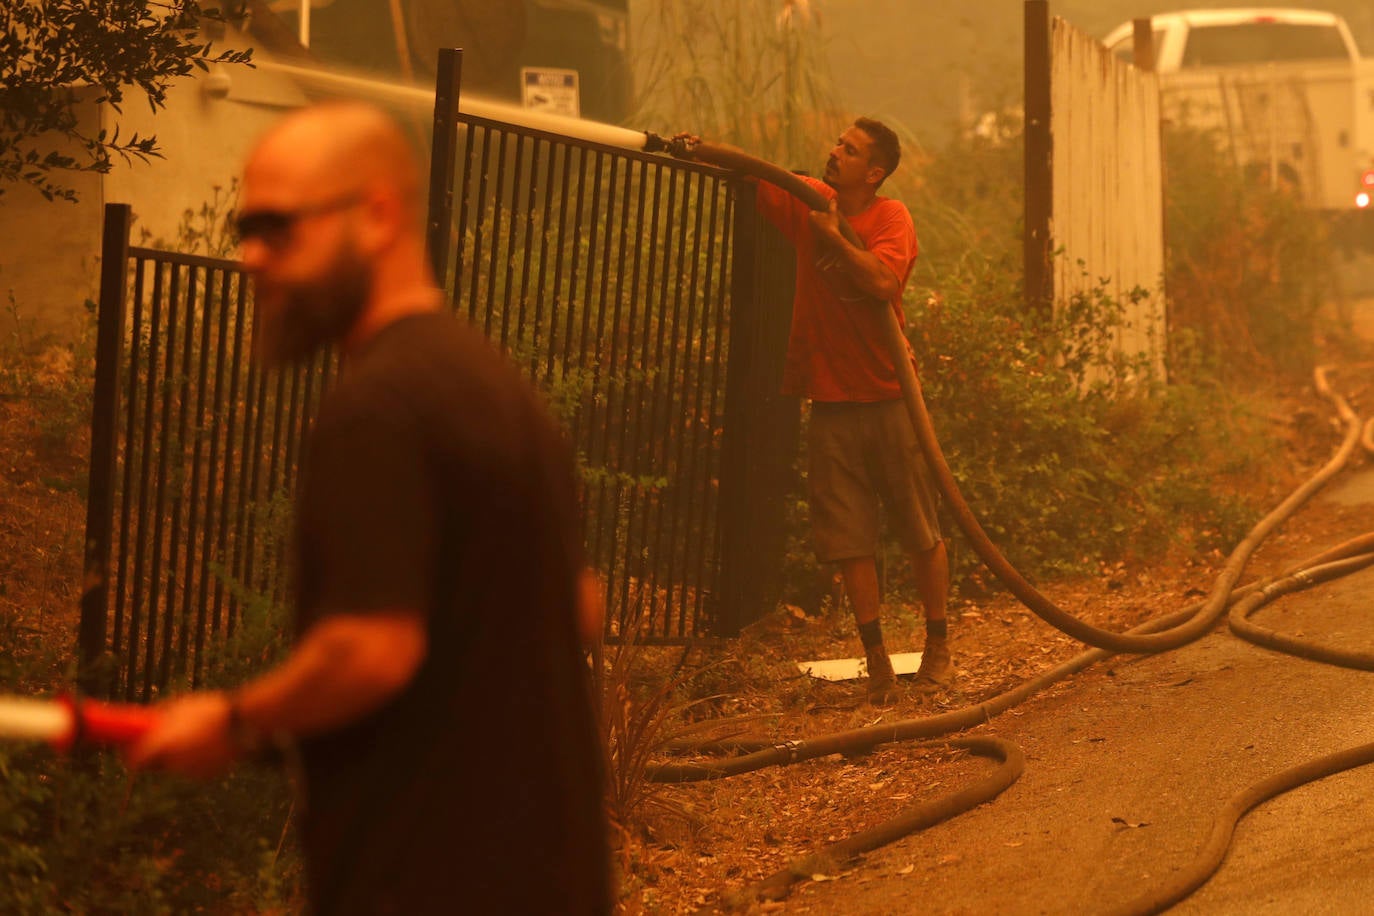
724 736 1025 907
1109 739 1374 916
1229 553 1374 668
649 534 1374 781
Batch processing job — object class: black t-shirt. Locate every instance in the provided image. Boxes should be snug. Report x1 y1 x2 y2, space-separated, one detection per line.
292 312 610 914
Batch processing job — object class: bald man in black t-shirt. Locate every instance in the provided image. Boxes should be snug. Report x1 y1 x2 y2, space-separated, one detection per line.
130 102 612 915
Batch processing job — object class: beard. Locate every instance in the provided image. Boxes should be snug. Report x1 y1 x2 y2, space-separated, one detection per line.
252 239 371 368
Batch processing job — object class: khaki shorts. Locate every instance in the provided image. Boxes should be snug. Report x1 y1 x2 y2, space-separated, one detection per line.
808 399 942 562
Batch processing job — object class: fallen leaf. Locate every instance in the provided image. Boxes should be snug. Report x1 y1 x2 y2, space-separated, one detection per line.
897 864 915 876
1111 816 1150 829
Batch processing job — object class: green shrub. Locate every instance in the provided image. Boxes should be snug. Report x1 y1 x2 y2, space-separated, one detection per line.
0 744 300 914
1163 123 1332 380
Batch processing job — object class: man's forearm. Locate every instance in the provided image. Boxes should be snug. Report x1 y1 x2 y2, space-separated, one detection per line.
817 234 901 302
233 612 427 739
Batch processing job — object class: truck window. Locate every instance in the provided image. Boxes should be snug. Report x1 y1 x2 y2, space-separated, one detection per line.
1108 29 1166 65
1180 23 1349 68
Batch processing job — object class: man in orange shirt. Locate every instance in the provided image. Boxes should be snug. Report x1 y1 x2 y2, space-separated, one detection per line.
755 118 950 704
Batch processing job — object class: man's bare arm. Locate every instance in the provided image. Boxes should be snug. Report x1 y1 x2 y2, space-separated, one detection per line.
128 612 426 777
809 201 902 302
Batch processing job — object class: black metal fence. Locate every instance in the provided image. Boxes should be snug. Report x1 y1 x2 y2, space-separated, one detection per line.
80 211 337 699
79 66 799 698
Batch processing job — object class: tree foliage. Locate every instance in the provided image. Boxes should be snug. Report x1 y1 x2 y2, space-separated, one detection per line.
630 0 844 171
0 0 253 203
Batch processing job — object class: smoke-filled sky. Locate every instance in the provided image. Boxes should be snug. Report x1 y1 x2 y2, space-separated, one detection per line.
629 0 1374 153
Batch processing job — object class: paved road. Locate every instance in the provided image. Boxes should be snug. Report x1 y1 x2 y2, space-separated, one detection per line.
791 474 1374 915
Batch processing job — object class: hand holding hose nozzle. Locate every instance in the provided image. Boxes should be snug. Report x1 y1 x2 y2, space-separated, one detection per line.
643 131 701 159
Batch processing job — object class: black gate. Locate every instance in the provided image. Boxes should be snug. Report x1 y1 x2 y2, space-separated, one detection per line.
79 68 799 698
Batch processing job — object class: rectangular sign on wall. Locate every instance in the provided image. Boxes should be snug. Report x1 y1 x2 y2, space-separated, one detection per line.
521 67 581 118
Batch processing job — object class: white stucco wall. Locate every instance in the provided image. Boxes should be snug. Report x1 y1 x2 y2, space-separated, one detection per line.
3 26 308 339
0 87 106 342
102 45 309 247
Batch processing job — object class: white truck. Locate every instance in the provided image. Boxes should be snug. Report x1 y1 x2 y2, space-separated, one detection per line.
1103 8 1374 215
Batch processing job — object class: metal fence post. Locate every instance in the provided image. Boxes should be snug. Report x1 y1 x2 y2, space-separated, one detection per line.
79 203 131 696
1024 0 1053 321
714 183 800 635
427 47 464 291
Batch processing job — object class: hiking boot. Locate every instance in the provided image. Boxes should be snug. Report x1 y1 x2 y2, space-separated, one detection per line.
864 644 898 705
913 637 951 692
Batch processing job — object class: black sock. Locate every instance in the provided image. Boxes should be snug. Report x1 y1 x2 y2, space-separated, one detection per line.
926 618 948 640
857 618 884 649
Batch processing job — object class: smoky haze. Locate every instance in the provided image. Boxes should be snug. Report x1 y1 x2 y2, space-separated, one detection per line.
748 0 1374 151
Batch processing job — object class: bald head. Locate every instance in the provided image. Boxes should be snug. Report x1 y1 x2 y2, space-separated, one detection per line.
246 102 423 222
237 102 441 363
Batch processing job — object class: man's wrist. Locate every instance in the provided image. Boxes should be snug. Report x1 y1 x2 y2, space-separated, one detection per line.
225 693 264 756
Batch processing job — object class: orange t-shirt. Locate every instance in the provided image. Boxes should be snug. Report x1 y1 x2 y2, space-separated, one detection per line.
756 176 918 402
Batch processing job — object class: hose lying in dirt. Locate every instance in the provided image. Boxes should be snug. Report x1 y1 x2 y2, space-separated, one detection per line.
649 531 1374 781
666 139 1366 656
662 532 1374 908
1108 738 1374 916
724 736 1025 907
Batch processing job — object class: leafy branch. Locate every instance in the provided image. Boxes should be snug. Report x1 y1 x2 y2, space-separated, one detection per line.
0 0 254 202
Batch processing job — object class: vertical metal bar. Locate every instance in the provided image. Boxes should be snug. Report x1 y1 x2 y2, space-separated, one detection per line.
582 153 619 574
212 273 251 645
143 260 182 700
127 260 165 700
230 356 267 639
575 150 606 377
426 48 463 287
483 129 511 337
160 263 199 689
686 178 727 637
622 162 669 631
466 126 494 322
587 153 620 453
599 157 645 634
544 142 576 386
642 167 684 637
497 132 526 350
180 265 215 684
79 203 131 696
566 148 600 446
621 161 667 631
667 175 710 637
112 256 147 696
452 122 477 312
514 137 542 358
240 363 272 614
1025 0 1053 320
194 268 234 686
529 138 558 377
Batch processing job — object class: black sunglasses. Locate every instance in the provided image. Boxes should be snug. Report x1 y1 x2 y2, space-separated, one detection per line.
233 194 361 248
